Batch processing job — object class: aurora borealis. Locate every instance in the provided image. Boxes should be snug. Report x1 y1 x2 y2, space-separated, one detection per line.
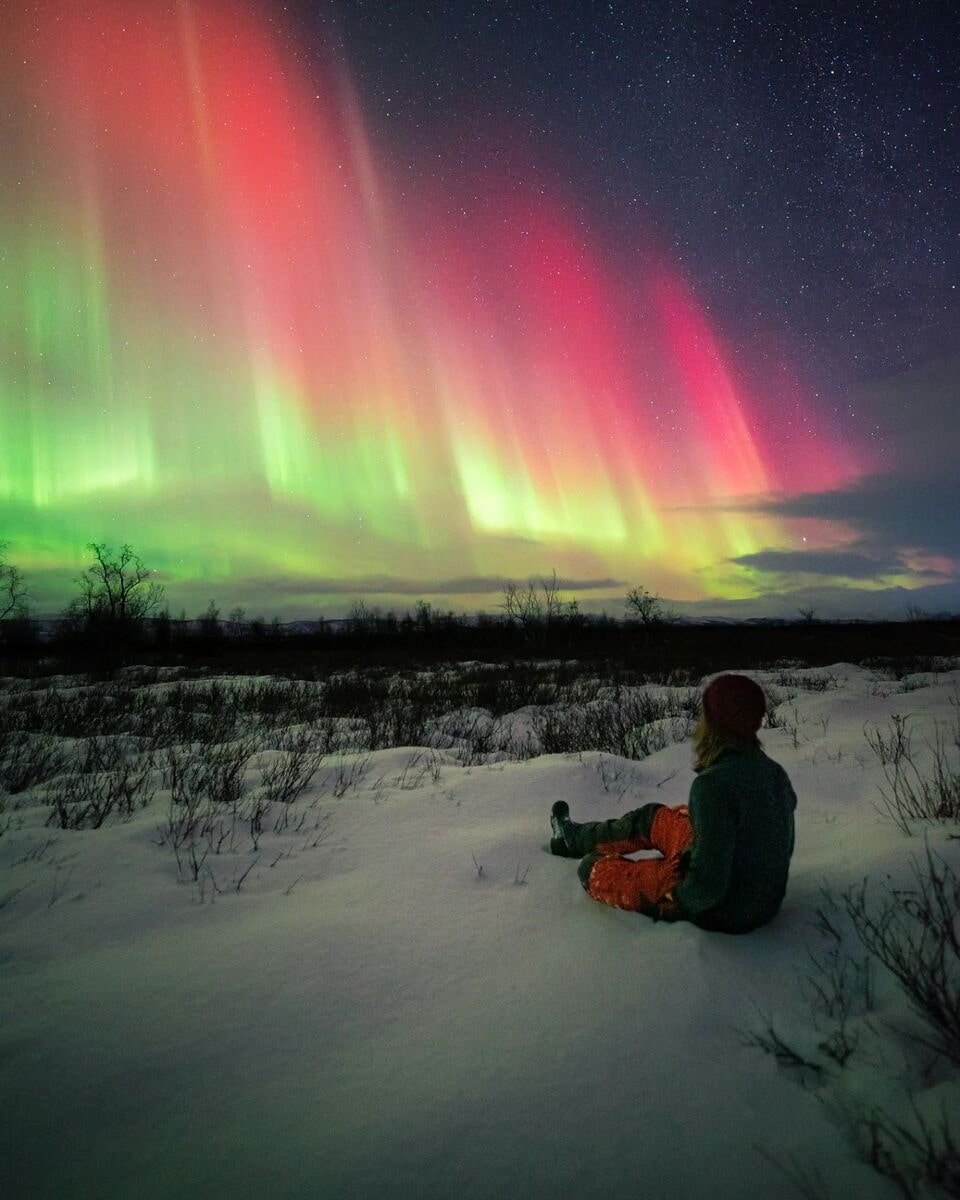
2 0 957 618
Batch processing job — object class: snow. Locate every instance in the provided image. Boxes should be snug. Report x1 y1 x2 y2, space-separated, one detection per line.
2 663 959 1199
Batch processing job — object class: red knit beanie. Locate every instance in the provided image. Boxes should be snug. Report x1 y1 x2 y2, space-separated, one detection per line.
701 674 766 738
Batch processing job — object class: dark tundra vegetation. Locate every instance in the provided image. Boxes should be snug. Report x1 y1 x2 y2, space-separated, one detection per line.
3 594 960 686
2 543 958 682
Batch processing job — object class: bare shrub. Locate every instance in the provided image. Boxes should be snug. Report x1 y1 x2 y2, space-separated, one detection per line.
746 845 960 1200
257 738 324 805
739 1010 825 1082
156 748 212 856
842 846 960 1067
384 750 442 790
799 892 875 1069
154 740 259 866
774 670 840 692
73 735 133 776
0 792 13 838
46 757 155 830
427 709 497 764
260 721 340 755
531 688 695 759
140 702 220 749
199 739 254 806
870 716 960 832
865 714 914 769
155 734 331 883
595 754 627 793
242 793 272 850
329 756 370 798
6 686 130 739
241 679 326 726
0 732 65 794
850 1097 960 1200
501 731 538 761
299 807 331 849
136 682 245 749
762 686 789 727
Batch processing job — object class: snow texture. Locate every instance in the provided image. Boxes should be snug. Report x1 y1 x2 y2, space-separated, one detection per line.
2 662 959 1199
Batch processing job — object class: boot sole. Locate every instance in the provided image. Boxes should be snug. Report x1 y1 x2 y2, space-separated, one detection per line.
550 836 578 858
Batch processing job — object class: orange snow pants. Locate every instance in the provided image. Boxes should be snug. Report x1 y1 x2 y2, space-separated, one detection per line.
577 805 693 913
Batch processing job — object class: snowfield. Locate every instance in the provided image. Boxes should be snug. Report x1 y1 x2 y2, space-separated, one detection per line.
2 662 959 1200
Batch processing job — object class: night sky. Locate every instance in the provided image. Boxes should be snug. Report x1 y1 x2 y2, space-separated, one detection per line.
320 0 959 390
2 0 958 618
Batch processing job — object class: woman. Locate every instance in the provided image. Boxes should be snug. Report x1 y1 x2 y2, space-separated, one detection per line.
549 674 797 933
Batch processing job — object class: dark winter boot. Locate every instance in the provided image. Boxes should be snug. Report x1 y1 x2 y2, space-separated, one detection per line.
551 801 665 859
549 800 580 856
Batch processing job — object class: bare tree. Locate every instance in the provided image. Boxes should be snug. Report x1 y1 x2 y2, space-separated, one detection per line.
414 599 434 632
349 598 376 635
0 542 29 620
625 585 665 630
70 542 165 624
198 600 221 639
501 580 542 627
798 605 818 624
501 570 576 644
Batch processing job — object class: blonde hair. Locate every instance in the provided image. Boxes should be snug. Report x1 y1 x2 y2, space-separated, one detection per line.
692 714 760 772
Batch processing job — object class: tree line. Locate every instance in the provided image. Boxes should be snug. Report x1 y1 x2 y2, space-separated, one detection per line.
0 540 672 649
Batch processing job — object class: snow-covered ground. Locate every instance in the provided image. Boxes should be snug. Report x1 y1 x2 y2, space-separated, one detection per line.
2 662 959 1200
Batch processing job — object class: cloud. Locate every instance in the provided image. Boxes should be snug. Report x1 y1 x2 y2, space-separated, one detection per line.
728 548 935 580
174 573 624 599
732 472 960 565
669 578 960 621
695 356 960 576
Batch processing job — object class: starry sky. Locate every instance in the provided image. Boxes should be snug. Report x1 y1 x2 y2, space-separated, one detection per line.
322 0 958 391
2 0 958 619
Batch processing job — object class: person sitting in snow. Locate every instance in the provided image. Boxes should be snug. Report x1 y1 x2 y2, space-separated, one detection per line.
549 673 797 934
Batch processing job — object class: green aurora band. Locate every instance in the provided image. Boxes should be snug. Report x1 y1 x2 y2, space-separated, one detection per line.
2 0 890 617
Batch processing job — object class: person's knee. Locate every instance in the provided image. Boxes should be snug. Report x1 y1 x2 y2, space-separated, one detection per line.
651 803 694 855
636 802 664 840
577 852 603 892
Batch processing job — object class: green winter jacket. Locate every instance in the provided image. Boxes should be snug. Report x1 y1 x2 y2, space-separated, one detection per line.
672 746 796 933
